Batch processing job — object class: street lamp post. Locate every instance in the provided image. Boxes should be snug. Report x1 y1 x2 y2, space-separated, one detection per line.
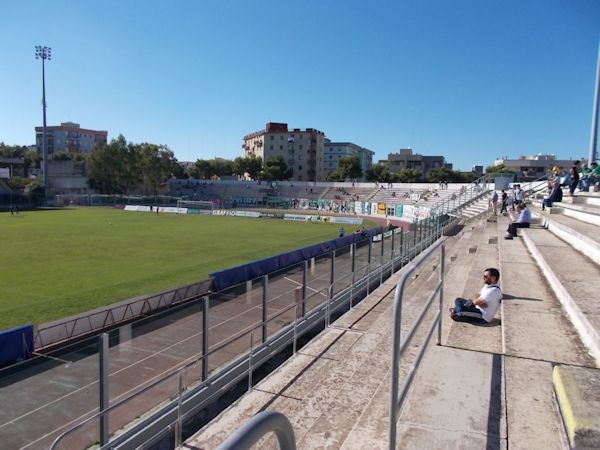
35 45 51 201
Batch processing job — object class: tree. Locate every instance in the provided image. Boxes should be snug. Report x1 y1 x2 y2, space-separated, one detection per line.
366 163 392 182
337 155 363 180
485 163 514 174
262 155 290 180
246 156 263 180
87 135 136 194
135 143 179 195
325 170 344 182
393 168 423 183
210 158 234 178
232 157 247 178
190 159 214 179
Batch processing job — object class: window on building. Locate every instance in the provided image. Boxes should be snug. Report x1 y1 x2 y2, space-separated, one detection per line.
329 155 333 159
298 165 302 170
280 145 283 150
270 145 273 150
299 144 303 149
270 135 274 140
280 135 283 140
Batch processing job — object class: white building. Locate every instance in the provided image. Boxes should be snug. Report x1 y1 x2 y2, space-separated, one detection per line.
323 140 374 180
35 122 108 155
243 122 325 182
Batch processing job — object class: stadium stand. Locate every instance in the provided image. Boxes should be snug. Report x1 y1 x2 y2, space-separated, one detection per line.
182 186 600 449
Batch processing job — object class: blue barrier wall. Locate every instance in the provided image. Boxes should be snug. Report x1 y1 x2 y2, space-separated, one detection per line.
0 324 33 364
210 227 383 291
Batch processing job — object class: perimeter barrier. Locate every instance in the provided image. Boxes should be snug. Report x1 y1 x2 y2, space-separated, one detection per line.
48 216 448 450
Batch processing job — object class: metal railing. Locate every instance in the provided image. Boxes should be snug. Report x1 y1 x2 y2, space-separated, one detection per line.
48 225 441 450
216 410 296 450
388 239 445 449
430 173 509 220
34 278 212 350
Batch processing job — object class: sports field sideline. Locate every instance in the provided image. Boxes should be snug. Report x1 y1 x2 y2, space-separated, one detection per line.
0 207 366 331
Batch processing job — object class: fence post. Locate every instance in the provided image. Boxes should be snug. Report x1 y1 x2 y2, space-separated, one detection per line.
302 261 307 317
437 245 445 345
391 230 395 273
99 333 109 447
367 238 372 295
262 275 268 343
330 250 336 298
175 370 184 448
202 296 209 380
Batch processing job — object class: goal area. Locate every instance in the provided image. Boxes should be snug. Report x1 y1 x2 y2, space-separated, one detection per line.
177 199 214 211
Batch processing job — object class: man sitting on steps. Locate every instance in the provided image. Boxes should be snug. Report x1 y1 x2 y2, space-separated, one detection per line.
505 202 531 239
450 268 503 324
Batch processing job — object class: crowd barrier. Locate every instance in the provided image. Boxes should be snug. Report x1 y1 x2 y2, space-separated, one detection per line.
0 324 33 364
210 227 383 291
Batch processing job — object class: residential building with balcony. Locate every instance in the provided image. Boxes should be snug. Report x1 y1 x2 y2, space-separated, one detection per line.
322 140 374 180
35 122 108 155
243 122 325 182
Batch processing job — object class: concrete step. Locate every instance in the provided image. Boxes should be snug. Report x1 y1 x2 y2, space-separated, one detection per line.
496 214 596 448
521 227 600 364
553 365 600 450
531 198 600 227
180 230 477 449
561 192 600 207
531 207 600 265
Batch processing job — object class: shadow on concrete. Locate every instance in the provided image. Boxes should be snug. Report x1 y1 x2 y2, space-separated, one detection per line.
485 353 503 450
502 294 544 302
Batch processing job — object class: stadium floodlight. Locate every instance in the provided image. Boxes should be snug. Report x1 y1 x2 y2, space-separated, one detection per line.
35 45 51 202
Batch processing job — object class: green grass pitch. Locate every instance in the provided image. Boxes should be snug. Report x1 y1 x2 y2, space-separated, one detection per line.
0 208 367 330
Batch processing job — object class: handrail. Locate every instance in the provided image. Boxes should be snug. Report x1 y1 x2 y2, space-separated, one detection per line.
216 410 296 450
388 238 445 449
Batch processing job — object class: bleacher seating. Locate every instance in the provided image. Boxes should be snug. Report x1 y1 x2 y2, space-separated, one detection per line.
181 185 600 449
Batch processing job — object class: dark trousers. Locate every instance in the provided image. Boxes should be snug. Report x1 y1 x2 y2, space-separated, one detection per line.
450 298 486 324
507 222 530 237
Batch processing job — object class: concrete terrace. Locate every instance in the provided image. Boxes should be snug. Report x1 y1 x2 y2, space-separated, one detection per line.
182 192 600 449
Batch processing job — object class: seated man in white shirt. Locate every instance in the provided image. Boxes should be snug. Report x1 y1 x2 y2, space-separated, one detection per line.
505 202 531 239
450 268 502 324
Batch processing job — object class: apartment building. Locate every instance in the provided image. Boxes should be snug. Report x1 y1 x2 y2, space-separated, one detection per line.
35 122 108 155
385 148 450 178
492 154 582 177
322 140 374 181
243 122 324 181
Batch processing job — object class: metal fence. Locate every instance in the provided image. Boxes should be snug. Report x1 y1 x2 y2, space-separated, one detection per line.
34 279 213 350
44 219 446 450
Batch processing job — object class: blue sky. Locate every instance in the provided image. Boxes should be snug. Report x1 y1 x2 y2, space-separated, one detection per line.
1 0 598 170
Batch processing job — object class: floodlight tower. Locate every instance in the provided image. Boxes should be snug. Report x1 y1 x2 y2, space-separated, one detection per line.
589 43 600 165
35 45 51 200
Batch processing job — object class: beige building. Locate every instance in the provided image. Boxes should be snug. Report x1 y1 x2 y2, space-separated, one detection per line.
243 122 324 182
385 148 449 179
493 154 582 177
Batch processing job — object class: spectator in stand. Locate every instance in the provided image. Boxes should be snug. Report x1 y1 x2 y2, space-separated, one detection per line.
581 163 592 191
569 161 580 197
500 190 508 214
505 202 531 239
590 162 600 191
338 227 345 237
449 268 502 324
542 179 563 210
489 190 499 216
512 184 523 210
